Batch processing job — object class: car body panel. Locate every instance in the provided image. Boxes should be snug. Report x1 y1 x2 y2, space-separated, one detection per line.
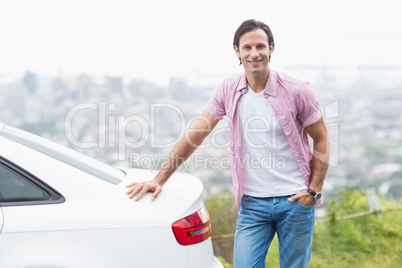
0 207 3 232
0 123 123 185
0 124 223 268
0 228 189 268
0 133 205 227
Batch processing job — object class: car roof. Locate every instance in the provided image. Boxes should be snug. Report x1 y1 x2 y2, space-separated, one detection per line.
0 122 124 185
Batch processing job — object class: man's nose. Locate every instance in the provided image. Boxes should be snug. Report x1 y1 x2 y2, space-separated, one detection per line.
251 48 259 58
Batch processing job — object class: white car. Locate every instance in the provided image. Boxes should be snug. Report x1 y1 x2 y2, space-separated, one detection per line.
0 122 223 268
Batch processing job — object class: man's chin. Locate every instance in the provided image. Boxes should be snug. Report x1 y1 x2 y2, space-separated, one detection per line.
247 67 267 75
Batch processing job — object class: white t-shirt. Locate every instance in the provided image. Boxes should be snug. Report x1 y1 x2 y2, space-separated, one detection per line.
239 85 307 197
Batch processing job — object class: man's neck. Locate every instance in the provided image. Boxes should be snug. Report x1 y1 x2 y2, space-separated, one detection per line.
246 69 270 93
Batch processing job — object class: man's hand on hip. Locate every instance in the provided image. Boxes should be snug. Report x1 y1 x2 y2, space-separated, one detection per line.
288 191 315 207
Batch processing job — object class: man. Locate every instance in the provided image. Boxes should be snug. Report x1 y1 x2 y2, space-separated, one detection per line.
127 19 330 268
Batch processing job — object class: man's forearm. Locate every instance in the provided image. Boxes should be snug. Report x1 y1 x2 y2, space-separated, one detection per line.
309 135 330 192
153 110 219 186
153 136 199 185
287 132 330 205
126 112 219 201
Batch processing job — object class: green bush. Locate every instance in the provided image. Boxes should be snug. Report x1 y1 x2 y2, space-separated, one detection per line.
206 188 402 267
205 189 237 264
310 188 402 268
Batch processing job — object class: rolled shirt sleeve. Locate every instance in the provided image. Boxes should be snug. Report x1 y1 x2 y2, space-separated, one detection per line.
296 83 322 127
205 83 227 120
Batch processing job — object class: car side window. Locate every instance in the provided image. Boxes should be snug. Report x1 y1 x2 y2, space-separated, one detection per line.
0 157 65 206
0 165 50 202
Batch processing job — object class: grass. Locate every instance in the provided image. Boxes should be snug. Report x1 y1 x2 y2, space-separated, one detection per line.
210 188 402 267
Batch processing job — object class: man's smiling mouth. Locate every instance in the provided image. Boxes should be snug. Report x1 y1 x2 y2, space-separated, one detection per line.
248 59 263 65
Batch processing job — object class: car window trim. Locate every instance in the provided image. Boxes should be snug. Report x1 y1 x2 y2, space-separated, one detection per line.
0 156 66 207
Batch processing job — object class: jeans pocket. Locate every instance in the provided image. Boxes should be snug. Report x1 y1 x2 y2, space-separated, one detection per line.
295 200 314 209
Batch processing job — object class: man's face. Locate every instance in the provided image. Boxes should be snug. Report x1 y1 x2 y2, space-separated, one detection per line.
234 29 274 76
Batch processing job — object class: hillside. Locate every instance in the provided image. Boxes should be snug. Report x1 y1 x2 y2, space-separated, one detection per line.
207 188 402 267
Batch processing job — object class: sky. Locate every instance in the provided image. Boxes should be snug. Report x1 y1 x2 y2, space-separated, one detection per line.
1 0 401 87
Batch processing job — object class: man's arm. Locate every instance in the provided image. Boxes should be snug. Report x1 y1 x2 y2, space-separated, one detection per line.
288 116 330 206
126 110 220 201
305 116 330 193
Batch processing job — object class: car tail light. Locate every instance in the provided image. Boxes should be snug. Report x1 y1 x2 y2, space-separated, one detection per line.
172 205 211 246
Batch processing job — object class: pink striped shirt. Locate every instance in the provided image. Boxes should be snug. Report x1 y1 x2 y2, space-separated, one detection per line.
205 70 323 209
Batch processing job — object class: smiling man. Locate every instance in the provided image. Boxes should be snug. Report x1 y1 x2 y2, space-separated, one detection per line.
127 19 330 268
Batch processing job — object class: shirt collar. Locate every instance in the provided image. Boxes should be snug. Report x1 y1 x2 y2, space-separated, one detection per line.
264 70 277 97
236 70 278 98
236 73 248 92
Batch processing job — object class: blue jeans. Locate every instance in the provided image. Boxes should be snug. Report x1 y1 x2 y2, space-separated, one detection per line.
233 194 315 268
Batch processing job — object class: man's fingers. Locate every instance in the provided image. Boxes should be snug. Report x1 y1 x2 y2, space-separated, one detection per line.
126 182 138 188
126 185 136 195
135 185 151 201
151 187 162 201
127 184 142 199
288 192 301 203
126 180 162 201
288 191 315 206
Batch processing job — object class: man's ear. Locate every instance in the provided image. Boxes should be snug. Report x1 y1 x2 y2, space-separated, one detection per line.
269 44 274 57
234 46 242 64
234 45 240 58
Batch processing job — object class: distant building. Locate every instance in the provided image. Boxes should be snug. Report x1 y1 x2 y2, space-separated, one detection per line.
169 77 188 100
5 85 26 122
106 76 123 93
75 74 92 102
23 71 38 95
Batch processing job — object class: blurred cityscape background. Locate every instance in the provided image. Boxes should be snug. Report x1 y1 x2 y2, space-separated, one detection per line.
1 0 401 212
1 64 402 208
